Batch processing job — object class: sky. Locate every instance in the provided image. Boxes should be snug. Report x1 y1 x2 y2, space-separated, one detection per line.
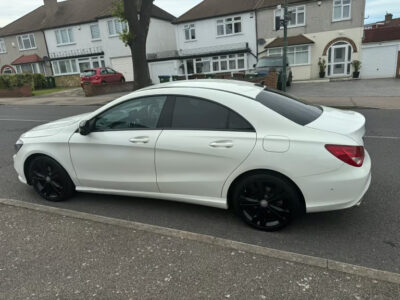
0 0 398 28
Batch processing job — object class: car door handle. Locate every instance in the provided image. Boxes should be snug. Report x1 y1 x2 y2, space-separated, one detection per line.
209 140 234 148
129 136 150 144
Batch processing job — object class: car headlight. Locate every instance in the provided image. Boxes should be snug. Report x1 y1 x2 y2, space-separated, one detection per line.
14 139 23 153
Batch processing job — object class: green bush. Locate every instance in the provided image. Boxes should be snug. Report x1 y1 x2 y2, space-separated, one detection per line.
0 73 52 90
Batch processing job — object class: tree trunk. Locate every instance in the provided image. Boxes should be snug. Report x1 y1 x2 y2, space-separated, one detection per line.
123 0 154 90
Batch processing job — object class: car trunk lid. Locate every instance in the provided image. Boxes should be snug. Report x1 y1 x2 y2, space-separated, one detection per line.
306 106 366 145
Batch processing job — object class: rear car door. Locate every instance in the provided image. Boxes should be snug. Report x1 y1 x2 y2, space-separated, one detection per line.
100 68 109 83
155 96 256 198
106 68 119 82
69 96 167 192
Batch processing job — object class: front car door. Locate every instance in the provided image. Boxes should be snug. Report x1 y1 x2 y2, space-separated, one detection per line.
106 68 119 82
69 96 167 192
155 95 257 198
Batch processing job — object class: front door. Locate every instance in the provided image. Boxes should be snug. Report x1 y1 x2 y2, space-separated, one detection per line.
330 45 350 76
155 96 256 198
69 96 167 192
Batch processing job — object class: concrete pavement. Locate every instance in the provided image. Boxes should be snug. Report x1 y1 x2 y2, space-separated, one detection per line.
0 200 399 299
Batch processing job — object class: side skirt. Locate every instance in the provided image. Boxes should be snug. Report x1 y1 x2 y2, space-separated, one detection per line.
75 186 228 210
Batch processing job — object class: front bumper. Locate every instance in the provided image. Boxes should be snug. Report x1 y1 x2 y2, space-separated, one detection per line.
13 154 28 185
296 150 372 213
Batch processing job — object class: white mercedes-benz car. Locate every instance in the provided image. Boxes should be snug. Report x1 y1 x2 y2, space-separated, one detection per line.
13 80 371 231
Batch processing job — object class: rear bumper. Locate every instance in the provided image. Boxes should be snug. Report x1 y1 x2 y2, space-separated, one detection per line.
296 150 372 213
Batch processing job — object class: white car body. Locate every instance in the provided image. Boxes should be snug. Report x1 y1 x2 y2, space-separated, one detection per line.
14 80 371 213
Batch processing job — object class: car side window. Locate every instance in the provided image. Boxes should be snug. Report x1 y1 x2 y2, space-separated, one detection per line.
93 96 167 131
100 69 108 75
107 68 116 74
171 96 254 131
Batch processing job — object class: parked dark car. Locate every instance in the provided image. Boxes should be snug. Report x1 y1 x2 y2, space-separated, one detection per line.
255 56 293 88
81 67 125 87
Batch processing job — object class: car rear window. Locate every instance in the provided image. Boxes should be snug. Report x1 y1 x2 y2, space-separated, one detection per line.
82 70 96 77
255 89 322 125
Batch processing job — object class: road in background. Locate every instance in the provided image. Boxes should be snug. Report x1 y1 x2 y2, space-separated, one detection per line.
0 105 399 273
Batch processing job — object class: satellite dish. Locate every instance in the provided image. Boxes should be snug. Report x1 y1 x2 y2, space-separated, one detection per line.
257 38 266 46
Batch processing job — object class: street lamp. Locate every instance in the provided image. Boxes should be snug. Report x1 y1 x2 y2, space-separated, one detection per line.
275 0 289 92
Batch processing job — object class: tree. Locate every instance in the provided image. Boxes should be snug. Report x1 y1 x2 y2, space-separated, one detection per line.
113 0 154 90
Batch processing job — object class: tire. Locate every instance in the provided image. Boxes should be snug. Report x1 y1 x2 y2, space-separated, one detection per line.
231 173 303 231
28 156 75 202
120 77 125 83
101 81 106 85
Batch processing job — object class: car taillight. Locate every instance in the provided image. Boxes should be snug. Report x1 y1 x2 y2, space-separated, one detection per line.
325 145 365 167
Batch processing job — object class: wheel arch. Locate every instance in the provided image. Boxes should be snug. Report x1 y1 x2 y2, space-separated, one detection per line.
24 153 75 186
226 169 306 213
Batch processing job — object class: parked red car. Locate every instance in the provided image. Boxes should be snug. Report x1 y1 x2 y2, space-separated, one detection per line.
81 67 125 87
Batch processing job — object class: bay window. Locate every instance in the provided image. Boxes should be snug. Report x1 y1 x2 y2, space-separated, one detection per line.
17 34 36 50
55 28 75 45
217 16 242 36
267 45 310 66
275 5 305 28
333 0 351 21
185 54 246 75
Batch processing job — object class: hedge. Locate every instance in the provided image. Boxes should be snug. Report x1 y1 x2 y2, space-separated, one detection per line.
0 74 53 90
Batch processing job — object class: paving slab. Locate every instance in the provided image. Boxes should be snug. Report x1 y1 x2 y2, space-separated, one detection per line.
0 202 399 299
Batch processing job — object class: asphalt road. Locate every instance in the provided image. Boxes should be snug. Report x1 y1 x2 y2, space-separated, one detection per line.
0 105 399 273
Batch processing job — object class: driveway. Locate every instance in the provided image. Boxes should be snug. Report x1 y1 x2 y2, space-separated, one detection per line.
290 78 400 97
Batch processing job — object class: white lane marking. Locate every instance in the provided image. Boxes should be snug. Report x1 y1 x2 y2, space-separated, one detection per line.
0 118 49 122
364 135 400 140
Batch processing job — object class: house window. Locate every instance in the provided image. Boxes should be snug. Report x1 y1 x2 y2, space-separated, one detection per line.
0 39 6 53
184 24 196 41
217 16 242 36
55 28 75 45
275 5 305 29
78 56 105 72
17 34 36 50
2 67 14 74
333 0 351 21
107 18 128 36
16 63 43 74
267 45 310 66
90 24 101 40
52 59 78 76
185 54 246 74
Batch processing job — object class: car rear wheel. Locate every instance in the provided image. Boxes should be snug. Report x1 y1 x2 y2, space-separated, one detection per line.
232 173 302 231
28 156 75 202
120 77 125 83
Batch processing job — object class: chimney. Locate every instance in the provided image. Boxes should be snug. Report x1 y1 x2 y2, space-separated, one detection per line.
44 0 58 15
385 13 393 23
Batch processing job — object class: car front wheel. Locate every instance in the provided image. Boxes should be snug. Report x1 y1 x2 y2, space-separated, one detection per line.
232 173 303 231
28 156 75 202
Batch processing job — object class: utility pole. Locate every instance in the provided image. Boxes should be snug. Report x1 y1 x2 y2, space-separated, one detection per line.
281 0 288 92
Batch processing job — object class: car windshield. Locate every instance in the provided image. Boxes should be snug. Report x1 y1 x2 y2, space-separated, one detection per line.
82 70 96 77
256 57 283 68
255 89 322 125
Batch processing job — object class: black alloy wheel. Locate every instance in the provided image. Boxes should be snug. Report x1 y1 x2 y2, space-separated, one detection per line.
120 77 126 83
232 173 302 231
28 156 75 202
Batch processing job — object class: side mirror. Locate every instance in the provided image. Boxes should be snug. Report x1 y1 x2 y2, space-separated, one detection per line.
79 120 92 136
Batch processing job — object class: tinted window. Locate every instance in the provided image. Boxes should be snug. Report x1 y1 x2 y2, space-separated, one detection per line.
107 68 116 74
94 96 166 131
100 69 108 75
172 97 228 130
255 90 322 125
171 96 254 131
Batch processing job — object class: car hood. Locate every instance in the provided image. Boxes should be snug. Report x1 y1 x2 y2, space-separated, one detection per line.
306 106 366 144
22 113 91 138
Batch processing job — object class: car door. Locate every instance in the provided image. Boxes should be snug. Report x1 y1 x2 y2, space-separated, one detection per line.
69 95 167 192
100 68 109 83
106 68 119 82
155 95 257 198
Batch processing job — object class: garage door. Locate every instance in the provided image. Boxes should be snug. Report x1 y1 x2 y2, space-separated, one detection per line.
149 61 177 84
362 45 397 79
111 57 134 81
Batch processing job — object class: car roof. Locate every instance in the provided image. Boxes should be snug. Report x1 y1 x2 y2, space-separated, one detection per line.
143 79 264 99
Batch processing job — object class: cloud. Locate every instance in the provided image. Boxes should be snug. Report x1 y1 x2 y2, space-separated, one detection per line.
365 0 399 23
